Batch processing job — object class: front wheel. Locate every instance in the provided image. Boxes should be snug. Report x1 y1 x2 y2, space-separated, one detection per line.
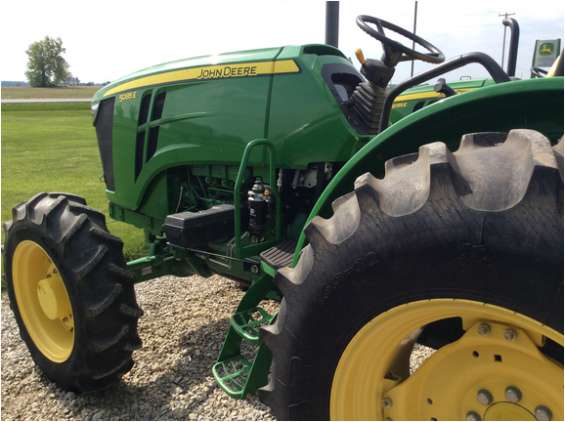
260 130 564 420
3 193 143 392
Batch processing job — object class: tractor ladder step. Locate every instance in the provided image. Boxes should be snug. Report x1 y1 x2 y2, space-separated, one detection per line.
212 355 253 397
259 240 296 269
230 306 275 342
213 277 279 398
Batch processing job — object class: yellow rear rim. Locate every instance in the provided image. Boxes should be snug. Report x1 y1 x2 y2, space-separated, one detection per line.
330 299 563 421
12 240 74 362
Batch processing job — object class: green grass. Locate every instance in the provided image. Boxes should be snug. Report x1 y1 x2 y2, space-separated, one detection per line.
1 102 145 259
1 86 101 100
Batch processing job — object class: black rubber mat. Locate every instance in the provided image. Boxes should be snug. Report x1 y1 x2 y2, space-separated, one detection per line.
259 240 297 269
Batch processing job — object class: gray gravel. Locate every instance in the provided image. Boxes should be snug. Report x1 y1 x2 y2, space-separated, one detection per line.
1 274 275 421
1 272 435 420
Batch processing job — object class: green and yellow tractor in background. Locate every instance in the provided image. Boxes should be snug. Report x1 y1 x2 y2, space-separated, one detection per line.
3 7 564 420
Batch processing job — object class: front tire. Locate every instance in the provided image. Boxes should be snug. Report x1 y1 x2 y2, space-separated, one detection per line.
4 193 143 392
260 130 564 420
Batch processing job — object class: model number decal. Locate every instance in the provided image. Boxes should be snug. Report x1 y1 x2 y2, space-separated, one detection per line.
118 92 137 102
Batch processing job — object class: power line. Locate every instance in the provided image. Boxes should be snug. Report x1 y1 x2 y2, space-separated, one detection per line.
410 1 418 77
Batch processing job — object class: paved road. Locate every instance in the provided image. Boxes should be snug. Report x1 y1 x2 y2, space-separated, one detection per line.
1 98 91 103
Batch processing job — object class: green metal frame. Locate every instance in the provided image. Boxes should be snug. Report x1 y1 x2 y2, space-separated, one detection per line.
212 274 279 398
233 138 282 258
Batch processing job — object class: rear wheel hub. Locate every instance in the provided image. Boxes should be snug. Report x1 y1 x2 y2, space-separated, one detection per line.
384 321 559 420
483 402 534 420
330 300 563 420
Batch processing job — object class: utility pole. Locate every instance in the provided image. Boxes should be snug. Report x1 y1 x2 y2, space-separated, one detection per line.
410 1 418 77
499 11 515 68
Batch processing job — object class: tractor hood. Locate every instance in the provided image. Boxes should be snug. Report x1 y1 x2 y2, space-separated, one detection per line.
396 78 495 101
92 45 341 104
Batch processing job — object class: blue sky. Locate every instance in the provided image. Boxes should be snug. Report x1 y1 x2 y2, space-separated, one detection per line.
1 0 563 83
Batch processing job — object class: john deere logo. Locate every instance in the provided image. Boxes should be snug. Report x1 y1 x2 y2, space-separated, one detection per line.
197 64 258 79
539 43 555 56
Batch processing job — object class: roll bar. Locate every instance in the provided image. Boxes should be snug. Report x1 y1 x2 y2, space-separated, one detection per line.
379 52 511 132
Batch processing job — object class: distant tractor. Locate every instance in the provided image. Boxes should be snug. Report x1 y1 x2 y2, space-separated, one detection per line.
4 9 563 421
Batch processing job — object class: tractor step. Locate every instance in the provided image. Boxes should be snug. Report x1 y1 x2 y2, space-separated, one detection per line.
212 355 253 397
259 240 296 269
230 306 275 342
213 275 278 398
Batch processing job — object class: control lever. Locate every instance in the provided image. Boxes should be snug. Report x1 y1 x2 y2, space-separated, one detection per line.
355 48 395 88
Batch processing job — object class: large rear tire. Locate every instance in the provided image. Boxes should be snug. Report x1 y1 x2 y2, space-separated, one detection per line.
3 193 143 392
260 130 564 420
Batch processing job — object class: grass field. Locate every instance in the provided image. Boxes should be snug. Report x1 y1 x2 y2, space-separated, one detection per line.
1 102 145 258
1 86 101 100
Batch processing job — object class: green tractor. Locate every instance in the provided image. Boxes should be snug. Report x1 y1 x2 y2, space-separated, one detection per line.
3 10 564 421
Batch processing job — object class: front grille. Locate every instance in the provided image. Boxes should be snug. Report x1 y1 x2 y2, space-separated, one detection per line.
146 126 160 161
135 130 145 179
151 92 166 120
94 98 116 190
138 93 151 125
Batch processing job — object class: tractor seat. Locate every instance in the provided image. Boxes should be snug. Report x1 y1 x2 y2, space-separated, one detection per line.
547 50 564 77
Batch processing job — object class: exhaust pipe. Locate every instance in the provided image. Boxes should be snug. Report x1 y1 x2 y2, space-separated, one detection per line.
503 17 520 77
325 1 339 48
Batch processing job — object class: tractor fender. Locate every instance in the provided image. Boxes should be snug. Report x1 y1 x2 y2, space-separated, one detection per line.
292 76 564 264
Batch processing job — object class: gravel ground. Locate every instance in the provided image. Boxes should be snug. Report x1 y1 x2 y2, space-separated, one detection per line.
1 273 434 421
1 274 275 421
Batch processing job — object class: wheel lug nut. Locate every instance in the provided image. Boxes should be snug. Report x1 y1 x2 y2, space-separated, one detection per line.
504 328 517 341
466 411 481 421
383 397 393 408
476 389 493 405
534 405 552 421
505 386 522 403
478 323 491 335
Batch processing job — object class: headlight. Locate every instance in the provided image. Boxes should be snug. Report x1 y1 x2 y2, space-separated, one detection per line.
91 102 100 125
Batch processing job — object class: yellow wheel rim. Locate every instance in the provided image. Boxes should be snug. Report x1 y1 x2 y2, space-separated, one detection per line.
12 240 74 362
330 299 563 420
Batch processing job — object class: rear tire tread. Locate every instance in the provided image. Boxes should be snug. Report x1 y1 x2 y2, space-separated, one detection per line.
68 203 106 228
89 225 123 246
89 325 130 353
73 244 108 279
60 214 88 247
85 283 123 319
91 358 133 381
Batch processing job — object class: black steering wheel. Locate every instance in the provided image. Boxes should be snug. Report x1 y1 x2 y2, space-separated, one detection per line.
356 15 445 66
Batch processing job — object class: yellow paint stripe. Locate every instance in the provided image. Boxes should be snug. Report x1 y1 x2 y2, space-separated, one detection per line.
104 59 300 97
394 87 474 103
